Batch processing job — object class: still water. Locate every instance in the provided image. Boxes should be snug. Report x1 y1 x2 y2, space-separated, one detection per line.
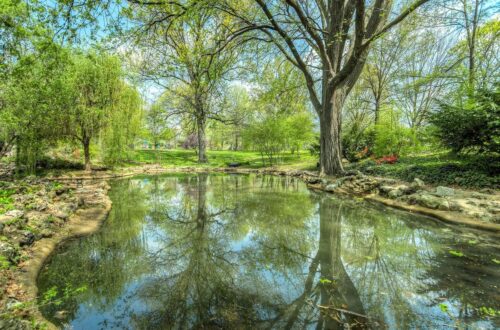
37 174 500 329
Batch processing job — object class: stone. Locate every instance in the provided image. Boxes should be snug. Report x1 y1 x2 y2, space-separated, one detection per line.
398 184 414 195
435 186 455 197
325 184 338 192
35 201 48 211
50 209 69 220
18 230 35 246
415 194 441 209
305 177 322 184
55 187 70 195
4 209 24 219
412 178 425 189
388 189 403 199
0 241 18 261
379 185 393 194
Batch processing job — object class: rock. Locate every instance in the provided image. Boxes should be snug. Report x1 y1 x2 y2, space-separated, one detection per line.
54 310 69 319
0 317 31 330
4 209 24 219
18 230 35 246
411 178 425 189
415 194 441 209
305 177 322 184
34 201 48 211
50 209 69 220
344 170 362 177
325 184 338 192
435 186 455 197
471 192 487 200
388 189 403 199
398 184 414 195
438 200 451 211
379 185 393 194
0 241 18 261
39 229 53 238
55 187 70 195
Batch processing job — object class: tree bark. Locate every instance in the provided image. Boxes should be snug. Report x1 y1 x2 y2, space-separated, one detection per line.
319 88 345 175
197 117 208 163
83 136 91 172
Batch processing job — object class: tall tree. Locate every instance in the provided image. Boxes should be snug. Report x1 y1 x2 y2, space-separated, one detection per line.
65 51 123 171
129 3 240 163
215 0 430 174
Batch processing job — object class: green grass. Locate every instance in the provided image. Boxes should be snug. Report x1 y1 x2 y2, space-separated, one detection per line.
347 152 499 189
0 189 15 214
129 149 317 170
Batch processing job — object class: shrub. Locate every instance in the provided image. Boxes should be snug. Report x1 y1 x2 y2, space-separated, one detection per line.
430 86 499 153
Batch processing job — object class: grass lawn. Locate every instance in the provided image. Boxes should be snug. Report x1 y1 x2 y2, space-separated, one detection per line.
347 152 499 189
129 149 318 170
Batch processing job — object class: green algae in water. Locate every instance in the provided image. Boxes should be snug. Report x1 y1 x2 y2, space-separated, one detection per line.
37 174 500 329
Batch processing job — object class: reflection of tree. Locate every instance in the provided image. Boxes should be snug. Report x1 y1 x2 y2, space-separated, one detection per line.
278 197 368 329
38 174 500 329
132 174 282 328
37 179 150 326
317 199 367 329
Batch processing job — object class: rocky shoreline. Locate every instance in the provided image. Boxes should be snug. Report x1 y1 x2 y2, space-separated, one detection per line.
0 164 498 329
47 164 500 230
0 178 111 329
81 164 499 229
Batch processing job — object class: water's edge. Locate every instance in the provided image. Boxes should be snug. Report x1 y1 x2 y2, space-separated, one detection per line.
19 183 112 330
48 166 500 233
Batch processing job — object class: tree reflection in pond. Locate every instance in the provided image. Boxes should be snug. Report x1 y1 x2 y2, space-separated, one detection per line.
38 174 500 329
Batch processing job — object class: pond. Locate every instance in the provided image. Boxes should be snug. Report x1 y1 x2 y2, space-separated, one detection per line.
37 173 500 329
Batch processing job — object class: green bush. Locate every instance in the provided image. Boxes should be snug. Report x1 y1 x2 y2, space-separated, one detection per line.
430 86 499 153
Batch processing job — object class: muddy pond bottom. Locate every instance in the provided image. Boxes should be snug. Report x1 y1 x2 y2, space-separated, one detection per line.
37 173 500 329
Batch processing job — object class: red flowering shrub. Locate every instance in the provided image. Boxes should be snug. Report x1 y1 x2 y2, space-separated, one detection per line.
375 154 398 165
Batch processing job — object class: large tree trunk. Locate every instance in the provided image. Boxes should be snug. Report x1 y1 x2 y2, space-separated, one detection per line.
83 137 91 172
197 117 208 163
319 88 345 176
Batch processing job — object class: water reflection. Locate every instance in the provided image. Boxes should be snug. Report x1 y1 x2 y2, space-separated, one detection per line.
38 174 500 329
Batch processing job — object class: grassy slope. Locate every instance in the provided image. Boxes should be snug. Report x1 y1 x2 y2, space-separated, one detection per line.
347 152 499 189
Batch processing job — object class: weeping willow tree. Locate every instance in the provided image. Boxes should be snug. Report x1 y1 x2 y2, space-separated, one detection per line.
63 50 143 171
101 81 143 166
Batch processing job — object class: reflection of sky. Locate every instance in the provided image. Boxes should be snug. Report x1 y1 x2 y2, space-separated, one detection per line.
39 174 500 329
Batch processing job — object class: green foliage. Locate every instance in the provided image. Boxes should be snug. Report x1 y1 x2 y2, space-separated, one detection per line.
0 189 15 214
448 250 464 257
478 307 499 317
430 85 499 153
243 112 314 165
349 152 499 188
342 126 375 161
0 255 11 270
101 82 143 166
372 106 420 157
